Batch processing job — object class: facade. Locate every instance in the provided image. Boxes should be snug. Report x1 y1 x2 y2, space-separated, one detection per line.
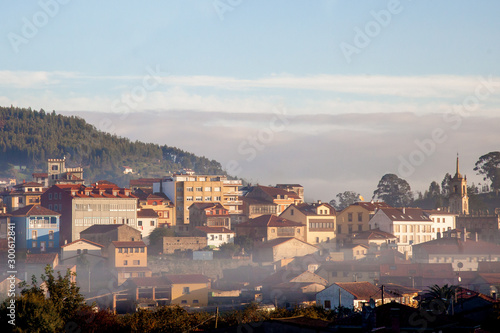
456 214 500 243
162 237 207 254
129 178 162 191
315 262 381 285
340 244 369 260
153 173 242 233
188 202 230 230
134 188 174 227
0 181 44 212
32 173 49 187
412 237 500 271
316 282 392 310
11 205 60 253
336 202 391 243
351 228 398 251
245 185 303 215
240 197 278 222
369 207 433 255
423 209 457 238
448 156 469 215
235 214 305 242
280 202 336 248
252 237 318 263
59 238 105 267
79 224 142 250
275 184 304 201
40 182 138 245
137 208 159 245
193 226 235 248
47 158 84 187
108 241 151 285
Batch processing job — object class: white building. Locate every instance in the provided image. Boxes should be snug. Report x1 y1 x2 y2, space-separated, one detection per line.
137 208 159 245
423 209 457 239
193 226 235 248
316 281 392 310
369 207 433 256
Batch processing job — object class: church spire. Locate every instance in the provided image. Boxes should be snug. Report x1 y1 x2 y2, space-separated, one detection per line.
455 153 462 178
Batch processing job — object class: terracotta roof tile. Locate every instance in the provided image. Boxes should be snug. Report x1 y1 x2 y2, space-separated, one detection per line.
11 205 60 217
335 282 382 300
237 215 303 228
26 252 58 265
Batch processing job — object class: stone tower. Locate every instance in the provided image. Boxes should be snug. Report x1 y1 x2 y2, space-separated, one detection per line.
449 155 469 215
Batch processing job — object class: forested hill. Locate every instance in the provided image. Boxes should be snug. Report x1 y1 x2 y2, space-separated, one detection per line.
0 106 226 186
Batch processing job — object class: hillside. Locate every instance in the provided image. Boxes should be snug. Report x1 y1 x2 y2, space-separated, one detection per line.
0 106 226 186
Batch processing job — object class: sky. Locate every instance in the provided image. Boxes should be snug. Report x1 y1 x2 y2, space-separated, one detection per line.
1 0 500 201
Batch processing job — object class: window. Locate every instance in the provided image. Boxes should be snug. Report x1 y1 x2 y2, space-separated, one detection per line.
48 241 54 248
348 225 353 234
49 230 54 240
338 225 342 233
32 230 38 240
49 204 53 210
83 249 88 254
118 248 123 253
215 196 221 201
49 193 52 200
196 196 202 201
195 187 202 192
186 196 193 201
348 213 353 222
124 248 128 253
186 187 193 192
214 187 221 192
205 196 212 201
181 300 187 304
205 187 211 192
123 260 128 265
52 165 58 170
316 237 320 243
138 272 145 277
358 225 363 231
32 241 37 248
135 247 139 253
291 209 294 216
193 300 199 304
140 247 145 253
150 220 155 226
133 260 140 265
357 212 363 222
183 287 190 294
138 220 143 226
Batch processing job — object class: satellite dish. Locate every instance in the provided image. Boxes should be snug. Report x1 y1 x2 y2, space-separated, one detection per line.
457 262 463 269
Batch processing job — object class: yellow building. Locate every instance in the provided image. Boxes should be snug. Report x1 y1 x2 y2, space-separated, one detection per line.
166 274 210 307
280 201 336 250
108 241 151 284
154 172 241 233
336 202 391 244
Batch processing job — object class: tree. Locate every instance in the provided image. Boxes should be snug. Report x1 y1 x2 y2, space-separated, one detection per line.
441 173 452 196
474 152 500 191
234 235 253 254
372 174 413 207
148 227 175 251
218 242 240 258
423 284 457 314
329 191 360 210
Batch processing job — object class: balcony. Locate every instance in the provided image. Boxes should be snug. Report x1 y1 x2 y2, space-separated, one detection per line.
223 180 242 185
224 201 243 206
29 223 58 229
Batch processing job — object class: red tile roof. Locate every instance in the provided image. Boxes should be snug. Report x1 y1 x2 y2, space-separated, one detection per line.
32 173 48 178
137 209 158 218
14 181 44 188
11 205 60 217
237 215 303 228
26 252 58 265
165 274 210 284
352 228 397 240
378 207 432 222
128 276 171 287
188 202 226 211
61 238 104 248
335 282 382 300
413 237 500 255
254 185 301 200
129 178 162 187
292 202 336 216
354 201 391 211
258 237 317 249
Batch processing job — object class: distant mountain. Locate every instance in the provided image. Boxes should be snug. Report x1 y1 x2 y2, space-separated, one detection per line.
0 106 226 186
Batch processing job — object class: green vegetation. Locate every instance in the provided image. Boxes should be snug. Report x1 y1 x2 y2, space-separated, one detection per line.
0 106 226 186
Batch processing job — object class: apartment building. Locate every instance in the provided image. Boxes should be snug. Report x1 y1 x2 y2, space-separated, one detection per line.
40 182 138 245
153 172 241 233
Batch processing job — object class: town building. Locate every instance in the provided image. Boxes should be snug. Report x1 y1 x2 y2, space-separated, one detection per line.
369 207 434 256
193 226 235 248
134 188 174 227
0 181 44 212
316 282 393 310
40 182 138 245
79 224 142 251
252 237 318 263
59 238 105 268
412 236 500 272
239 197 278 223
423 209 457 238
10 205 60 253
350 228 398 251
235 214 305 243
47 158 84 187
108 241 151 285
275 184 304 201
280 201 336 249
245 185 303 215
188 202 230 230
153 172 241 233
335 201 391 244
129 178 162 191
161 237 207 254
136 208 159 245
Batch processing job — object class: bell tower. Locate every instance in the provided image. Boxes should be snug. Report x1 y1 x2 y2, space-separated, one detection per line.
449 154 469 215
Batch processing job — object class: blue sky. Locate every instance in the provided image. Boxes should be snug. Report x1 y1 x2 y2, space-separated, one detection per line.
2 0 500 200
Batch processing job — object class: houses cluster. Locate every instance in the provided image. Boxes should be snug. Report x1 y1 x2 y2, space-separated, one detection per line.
1 156 500 321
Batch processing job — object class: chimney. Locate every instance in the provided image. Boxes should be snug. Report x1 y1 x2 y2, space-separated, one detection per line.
475 232 479 242
402 207 406 214
318 200 322 204
461 227 466 242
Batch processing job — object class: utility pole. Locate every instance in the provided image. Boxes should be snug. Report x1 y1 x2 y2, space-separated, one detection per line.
381 285 384 305
215 306 219 329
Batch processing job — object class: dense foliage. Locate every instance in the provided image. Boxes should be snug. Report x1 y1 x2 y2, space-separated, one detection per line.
0 106 226 186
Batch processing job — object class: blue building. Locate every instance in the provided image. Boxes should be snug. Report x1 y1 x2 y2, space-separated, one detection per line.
11 205 60 253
